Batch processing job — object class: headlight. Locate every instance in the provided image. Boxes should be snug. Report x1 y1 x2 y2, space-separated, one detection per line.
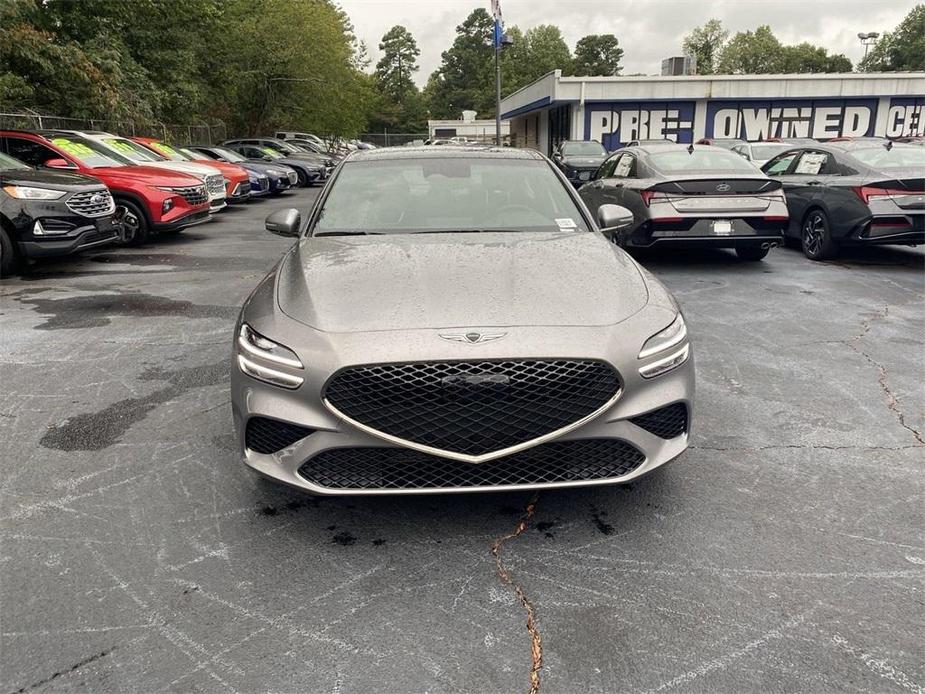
236 324 303 389
2 185 66 200
638 314 690 379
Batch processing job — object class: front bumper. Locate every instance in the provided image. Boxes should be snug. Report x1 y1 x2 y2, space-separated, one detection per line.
19 216 121 258
152 208 210 232
227 181 251 204
230 321 694 496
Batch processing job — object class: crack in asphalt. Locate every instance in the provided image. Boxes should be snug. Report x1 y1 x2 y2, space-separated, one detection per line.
10 648 114 693
848 305 925 446
490 492 543 694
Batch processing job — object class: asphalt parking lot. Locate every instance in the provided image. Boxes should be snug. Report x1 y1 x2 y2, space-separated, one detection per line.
1 187 923 693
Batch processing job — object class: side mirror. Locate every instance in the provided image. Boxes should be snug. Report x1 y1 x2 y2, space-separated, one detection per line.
597 204 634 232
265 208 301 237
44 158 73 169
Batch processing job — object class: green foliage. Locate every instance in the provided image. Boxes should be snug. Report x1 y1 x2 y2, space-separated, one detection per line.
572 34 623 76
522 25 572 80
860 4 925 72
375 25 420 102
717 25 782 74
682 19 728 75
778 43 852 73
426 8 495 119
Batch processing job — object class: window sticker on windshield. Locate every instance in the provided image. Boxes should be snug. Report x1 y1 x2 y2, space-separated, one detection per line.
262 147 276 155
555 218 577 229
157 143 179 157
50 138 95 159
614 158 633 177
103 138 136 155
795 153 826 175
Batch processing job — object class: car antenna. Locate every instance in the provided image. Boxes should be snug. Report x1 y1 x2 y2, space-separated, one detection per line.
687 143 695 155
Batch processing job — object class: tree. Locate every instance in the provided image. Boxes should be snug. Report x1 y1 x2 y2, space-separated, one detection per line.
778 43 852 73
860 4 925 72
426 8 495 118
572 34 623 76
375 26 420 103
682 19 728 75
523 24 572 80
717 25 782 74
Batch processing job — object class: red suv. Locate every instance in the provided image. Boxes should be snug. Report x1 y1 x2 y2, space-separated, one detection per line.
0 130 211 244
130 137 252 204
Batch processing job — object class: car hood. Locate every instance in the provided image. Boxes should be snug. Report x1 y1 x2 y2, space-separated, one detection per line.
89 165 203 187
0 168 104 191
562 155 607 168
277 231 649 332
190 159 248 181
140 161 220 178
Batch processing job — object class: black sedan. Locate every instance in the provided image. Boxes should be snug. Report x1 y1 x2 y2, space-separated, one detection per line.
0 151 120 275
761 141 924 260
552 140 609 186
579 144 788 261
222 138 331 184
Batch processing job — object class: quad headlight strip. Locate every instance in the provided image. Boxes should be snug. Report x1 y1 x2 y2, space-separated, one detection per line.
638 314 690 379
236 324 304 389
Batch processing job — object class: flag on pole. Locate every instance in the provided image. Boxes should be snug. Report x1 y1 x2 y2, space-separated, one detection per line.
491 0 503 48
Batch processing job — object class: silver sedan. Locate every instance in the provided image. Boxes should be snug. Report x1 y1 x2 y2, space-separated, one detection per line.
231 147 694 495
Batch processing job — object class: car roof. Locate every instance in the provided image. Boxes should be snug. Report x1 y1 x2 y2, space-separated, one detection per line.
346 146 546 162
627 143 733 156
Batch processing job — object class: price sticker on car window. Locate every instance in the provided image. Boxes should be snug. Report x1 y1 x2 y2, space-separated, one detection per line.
795 153 826 175
103 138 137 156
262 147 277 156
156 143 180 158
50 138 95 159
555 218 577 230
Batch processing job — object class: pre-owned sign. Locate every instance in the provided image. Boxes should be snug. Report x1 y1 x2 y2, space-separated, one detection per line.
706 99 878 140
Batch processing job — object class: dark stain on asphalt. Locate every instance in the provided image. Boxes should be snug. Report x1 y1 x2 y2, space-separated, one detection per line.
260 506 279 516
12 648 114 694
372 539 387 546
257 498 319 517
89 252 258 271
591 508 614 536
18 292 238 329
331 532 357 546
535 520 557 539
40 362 228 451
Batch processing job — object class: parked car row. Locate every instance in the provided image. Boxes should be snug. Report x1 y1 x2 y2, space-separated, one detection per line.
563 139 924 261
0 130 339 275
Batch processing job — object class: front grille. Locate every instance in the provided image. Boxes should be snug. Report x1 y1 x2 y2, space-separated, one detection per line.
172 186 208 206
324 360 621 458
66 189 114 217
298 439 645 490
630 403 688 439
205 174 225 195
245 417 314 454
258 177 270 191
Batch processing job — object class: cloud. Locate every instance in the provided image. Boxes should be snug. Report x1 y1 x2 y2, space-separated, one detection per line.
339 0 912 86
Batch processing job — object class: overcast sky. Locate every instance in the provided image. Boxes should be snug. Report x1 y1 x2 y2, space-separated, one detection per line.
338 0 913 86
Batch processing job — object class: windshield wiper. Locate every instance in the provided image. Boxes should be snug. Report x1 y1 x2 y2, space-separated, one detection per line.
314 230 384 237
412 228 529 234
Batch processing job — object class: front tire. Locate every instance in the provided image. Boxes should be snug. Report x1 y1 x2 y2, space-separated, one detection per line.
294 169 308 188
735 243 770 261
0 224 19 277
115 199 149 246
801 209 837 261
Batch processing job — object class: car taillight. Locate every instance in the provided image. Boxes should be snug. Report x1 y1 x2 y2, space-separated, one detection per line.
853 186 907 204
641 189 667 207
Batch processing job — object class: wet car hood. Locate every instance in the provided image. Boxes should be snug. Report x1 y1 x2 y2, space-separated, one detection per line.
0 168 104 191
561 155 607 168
278 231 649 332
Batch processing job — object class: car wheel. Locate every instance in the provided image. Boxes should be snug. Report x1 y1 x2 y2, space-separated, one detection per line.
801 209 837 261
0 224 18 277
735 242 770 262
115 200 149 246
295 169 308 187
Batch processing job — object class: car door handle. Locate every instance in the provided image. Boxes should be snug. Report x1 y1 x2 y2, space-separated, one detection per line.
806 180 822 186
612 182 624 188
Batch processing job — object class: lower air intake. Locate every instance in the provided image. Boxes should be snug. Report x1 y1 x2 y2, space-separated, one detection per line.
630 403 688 439
297 439 645 491
245 417 314 454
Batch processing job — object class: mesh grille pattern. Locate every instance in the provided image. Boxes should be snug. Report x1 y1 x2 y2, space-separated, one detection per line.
630 403 688 439
298 439 645 490
66 189 114 217
206 174 225 194
325 360 621 457
172 185 208 206
245 417 314 454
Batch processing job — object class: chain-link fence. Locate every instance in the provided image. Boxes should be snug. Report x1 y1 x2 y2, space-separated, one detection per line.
361 132 428 148
0 110 228 145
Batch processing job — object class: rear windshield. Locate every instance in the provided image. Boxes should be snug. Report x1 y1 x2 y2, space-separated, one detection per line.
649 149 758 173
0 152 30 170
562 142 606 156
313 158 588 235
850 145 925 169
49 137 130 168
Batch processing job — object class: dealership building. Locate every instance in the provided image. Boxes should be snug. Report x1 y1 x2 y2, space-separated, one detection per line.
499 71 925 154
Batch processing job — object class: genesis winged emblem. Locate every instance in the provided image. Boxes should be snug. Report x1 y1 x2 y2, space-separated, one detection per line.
439 331 507 344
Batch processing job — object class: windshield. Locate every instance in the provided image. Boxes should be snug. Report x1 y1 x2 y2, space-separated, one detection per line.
49 137 131 168
751 144 789 160
649 149 758 173
147 141 190 162
180 147 203 160
260 147 285 160
101 137 164 163
562 142 606 156
267 141 298 153
0 152 30 170
313 158 588 235
850 145 925 169
211 147 245 162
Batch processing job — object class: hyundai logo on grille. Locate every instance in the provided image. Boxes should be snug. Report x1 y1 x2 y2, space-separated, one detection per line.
439 331 507 344
90 193 105 204
715 183 731 192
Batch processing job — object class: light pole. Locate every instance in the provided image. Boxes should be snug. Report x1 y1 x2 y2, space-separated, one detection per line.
858 32 880 61
491 2 513 146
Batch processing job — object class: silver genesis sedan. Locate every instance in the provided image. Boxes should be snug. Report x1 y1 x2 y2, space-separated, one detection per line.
231 147 694 495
